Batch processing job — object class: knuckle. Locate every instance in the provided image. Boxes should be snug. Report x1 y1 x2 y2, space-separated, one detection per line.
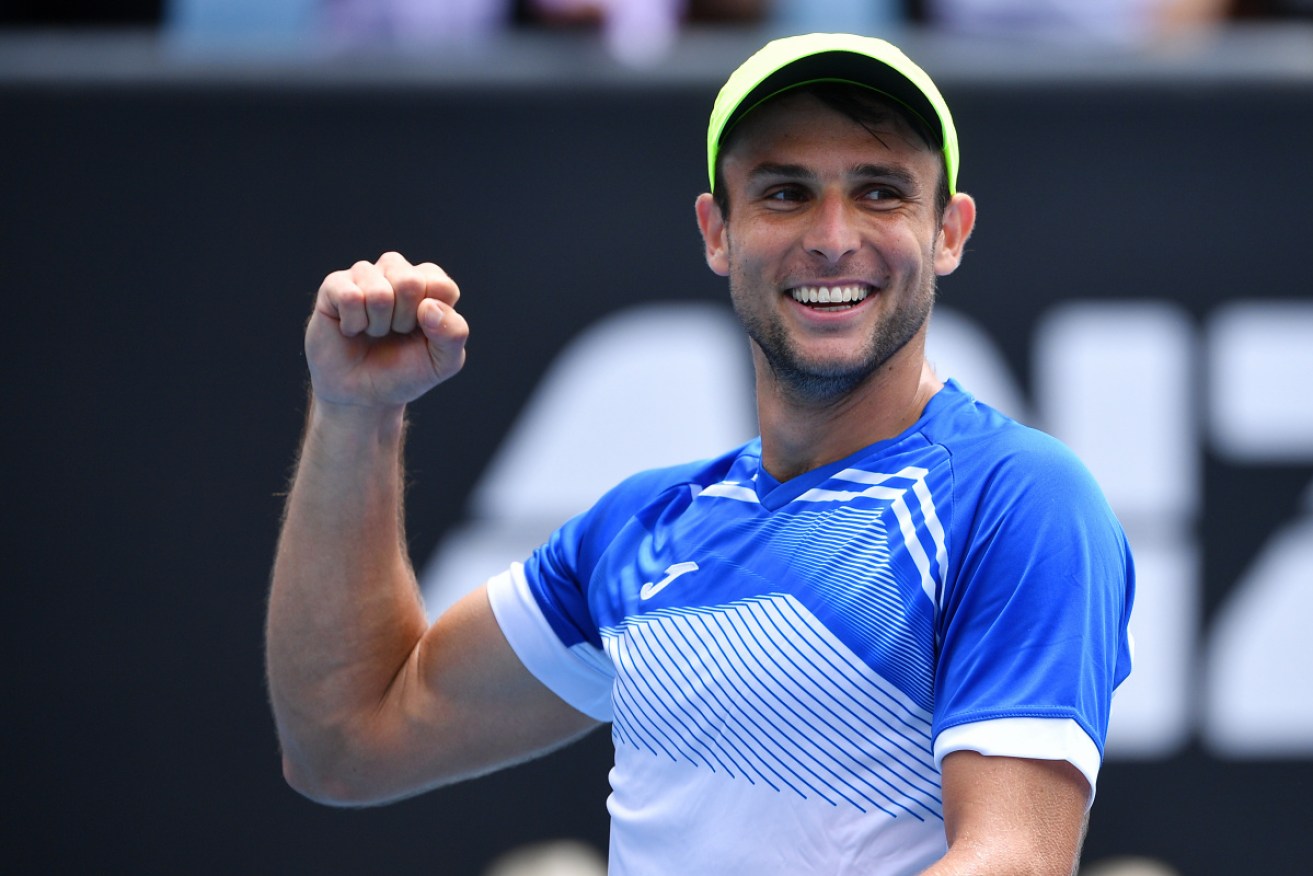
418 262 456 292
337 287 365 310
361 285 393 310
356 274 392 301
392 269 424 301
319 269 352 295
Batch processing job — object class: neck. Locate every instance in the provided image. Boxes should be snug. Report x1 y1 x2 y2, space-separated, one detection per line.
754 343 943 483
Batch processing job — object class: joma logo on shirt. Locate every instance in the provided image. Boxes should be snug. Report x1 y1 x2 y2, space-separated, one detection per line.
639 562 700 601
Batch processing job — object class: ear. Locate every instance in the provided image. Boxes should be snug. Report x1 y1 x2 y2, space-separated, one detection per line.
695 192 730 277
934 192 977 276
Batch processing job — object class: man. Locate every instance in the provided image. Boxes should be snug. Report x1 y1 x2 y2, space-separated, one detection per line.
267 33 1135 874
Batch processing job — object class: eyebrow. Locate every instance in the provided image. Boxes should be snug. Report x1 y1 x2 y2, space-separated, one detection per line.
747 162 815 182
748 162 921 191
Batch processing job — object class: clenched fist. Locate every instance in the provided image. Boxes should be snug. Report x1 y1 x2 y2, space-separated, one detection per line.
305 252 469 410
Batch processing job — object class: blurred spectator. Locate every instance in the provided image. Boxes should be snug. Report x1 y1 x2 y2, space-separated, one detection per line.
6 0 1311 28
685 0 766 21
165 0 320 49
529 0 765 64
162 0 765 61
1232 0 1313 17
531 0 687 64
166 0 511 48
921 0 1234 42
771 0 904 33
325 0 514 45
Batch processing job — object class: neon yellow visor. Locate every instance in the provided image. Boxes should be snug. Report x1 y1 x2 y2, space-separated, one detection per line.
707 33 959 195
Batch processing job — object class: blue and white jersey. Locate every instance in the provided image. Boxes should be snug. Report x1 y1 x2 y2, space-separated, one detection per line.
488 380 1135 875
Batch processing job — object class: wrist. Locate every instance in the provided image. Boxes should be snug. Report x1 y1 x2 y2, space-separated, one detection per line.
304 395 409 462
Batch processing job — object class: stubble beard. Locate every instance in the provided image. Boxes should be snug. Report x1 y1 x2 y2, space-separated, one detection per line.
730 269 936 406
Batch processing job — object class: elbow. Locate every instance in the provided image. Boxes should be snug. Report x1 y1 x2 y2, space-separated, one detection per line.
281 754 358 807
273 711 403 807
280 752 390 809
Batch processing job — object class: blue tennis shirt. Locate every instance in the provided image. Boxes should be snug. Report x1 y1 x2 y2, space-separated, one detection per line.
488 379 1135 874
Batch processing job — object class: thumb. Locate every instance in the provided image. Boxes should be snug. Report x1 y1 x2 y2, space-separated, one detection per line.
417 297 447 336
417 298 469 380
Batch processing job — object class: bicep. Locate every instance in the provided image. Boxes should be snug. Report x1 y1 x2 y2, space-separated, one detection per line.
363 583 601 803
937 751 1089 874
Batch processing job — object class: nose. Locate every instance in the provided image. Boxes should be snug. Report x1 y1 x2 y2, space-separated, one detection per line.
802 191 861 263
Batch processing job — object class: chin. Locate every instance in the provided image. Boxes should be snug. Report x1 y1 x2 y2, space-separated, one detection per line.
767 353 881 403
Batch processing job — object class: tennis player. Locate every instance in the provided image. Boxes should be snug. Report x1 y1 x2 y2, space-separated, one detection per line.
267 33 1135 875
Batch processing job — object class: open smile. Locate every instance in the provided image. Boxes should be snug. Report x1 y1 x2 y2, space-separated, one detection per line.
790 284 872 312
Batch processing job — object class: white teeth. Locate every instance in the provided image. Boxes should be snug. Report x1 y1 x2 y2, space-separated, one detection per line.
791 285 869 305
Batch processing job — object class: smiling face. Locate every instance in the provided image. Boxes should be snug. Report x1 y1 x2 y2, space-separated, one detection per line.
697 88 974 405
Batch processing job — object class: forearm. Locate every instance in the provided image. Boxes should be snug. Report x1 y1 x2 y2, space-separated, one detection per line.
266 398 427 798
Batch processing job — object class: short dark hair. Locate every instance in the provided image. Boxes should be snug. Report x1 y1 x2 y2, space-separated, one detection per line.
711 82 951 222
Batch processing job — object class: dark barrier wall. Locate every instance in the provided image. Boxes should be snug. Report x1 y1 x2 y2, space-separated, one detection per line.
6 33 1312 874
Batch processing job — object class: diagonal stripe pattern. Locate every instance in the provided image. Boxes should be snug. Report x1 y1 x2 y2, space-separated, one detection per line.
602 594 942 820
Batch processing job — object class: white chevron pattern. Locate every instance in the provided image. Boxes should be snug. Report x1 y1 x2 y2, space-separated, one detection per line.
602 594 942 820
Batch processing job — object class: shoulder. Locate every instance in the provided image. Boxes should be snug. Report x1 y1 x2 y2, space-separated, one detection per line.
519 440 760 647
923 381 1101 491
917 383 1124 553
551 440 758 555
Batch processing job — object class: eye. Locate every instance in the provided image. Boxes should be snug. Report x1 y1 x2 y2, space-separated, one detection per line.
861 186 902 203
764 185 807 203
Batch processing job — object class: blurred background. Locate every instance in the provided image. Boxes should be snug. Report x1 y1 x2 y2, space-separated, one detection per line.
4 2 1311 874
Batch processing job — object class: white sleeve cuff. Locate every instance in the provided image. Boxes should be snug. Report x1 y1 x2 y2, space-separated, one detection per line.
486 563 615 722
934 718 1102 801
